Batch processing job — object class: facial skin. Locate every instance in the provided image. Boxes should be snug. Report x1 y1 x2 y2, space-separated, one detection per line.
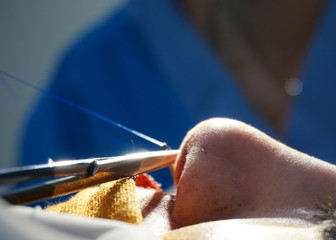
173 118 336 225
137 118 336 239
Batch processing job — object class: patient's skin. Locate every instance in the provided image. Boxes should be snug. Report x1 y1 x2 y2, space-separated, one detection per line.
137 118 336 239
173 118 336 226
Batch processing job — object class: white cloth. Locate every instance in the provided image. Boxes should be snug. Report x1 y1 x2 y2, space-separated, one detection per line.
0 199 160 240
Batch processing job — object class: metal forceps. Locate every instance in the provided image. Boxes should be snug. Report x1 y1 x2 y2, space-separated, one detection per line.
0 150 179 205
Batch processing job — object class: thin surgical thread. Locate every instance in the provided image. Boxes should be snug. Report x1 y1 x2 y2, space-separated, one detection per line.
0 72 26 108
0 69 166 148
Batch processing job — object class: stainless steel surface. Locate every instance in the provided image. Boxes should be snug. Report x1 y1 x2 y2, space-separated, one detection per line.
1 150 179 205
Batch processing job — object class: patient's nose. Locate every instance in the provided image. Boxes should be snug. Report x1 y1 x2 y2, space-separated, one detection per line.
172 118 336 226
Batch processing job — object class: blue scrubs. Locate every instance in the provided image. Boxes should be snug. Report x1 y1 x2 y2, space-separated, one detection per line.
21 0 336 189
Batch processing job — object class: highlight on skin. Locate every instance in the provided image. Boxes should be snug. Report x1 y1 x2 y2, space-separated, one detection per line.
172 118 336 236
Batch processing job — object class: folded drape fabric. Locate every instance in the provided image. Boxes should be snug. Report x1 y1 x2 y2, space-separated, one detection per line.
46 178 143 224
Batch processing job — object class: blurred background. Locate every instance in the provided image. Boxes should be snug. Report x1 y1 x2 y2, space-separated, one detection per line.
0 0 335 196
0 0 124 168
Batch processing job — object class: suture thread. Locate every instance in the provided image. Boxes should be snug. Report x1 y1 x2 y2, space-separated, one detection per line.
0 69 166 149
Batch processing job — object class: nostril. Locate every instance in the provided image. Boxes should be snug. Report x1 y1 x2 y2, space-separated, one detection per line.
174 148 188 185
